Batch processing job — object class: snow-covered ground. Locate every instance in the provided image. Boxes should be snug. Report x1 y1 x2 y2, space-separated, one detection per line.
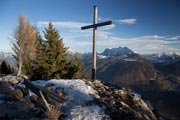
32 79 110 120
67 105 108 120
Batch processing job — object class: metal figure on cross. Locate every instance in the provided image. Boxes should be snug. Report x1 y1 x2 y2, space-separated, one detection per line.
81 5 112 81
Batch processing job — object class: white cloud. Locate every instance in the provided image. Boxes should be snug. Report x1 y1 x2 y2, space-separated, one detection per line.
37 21 180 54
104 35 180 54
116 18 137 24
98 17 111 22
98 24 116 30
37 21 88 29
169 36 180 40
64 34 180 54
98 17 137 25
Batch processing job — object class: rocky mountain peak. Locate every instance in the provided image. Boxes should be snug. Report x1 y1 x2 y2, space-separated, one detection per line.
101 47 134 56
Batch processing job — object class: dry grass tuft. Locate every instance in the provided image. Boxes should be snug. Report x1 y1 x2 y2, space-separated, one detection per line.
44 105 62 120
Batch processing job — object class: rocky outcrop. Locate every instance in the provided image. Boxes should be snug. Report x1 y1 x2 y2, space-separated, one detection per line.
0 74 24 84
86 80 158 120
0 75 159 120
0 75 45 119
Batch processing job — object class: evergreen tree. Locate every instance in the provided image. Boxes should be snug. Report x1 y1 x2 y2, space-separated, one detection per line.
0 60 12 75
30 22 87 80
67 53 86 79
43 22 69 79
30 31 49 80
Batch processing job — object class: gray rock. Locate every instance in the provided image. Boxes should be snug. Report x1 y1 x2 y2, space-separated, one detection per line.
1 75 20 84
0 81 13 94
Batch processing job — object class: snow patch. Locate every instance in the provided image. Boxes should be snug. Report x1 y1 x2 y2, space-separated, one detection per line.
66 105 110 120
32 80 47 86
31 79 109 119
124 58 137 61
9 86 15 90
46 79 96 103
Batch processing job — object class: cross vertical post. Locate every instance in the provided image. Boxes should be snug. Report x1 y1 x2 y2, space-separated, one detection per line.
92 5 97 81
81 5 112 81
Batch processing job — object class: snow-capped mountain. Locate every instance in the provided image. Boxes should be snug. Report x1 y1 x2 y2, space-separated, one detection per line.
0 52 13 59
142 52 180 63
101 47 134 56
67 48 78 59
80 47 138 61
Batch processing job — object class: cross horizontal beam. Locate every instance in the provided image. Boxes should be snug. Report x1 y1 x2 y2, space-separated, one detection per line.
81 21 112 30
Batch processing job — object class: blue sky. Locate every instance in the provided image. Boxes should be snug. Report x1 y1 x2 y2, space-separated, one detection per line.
0 0 180 54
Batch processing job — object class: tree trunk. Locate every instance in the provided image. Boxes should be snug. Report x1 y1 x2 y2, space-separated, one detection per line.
17 52 22 76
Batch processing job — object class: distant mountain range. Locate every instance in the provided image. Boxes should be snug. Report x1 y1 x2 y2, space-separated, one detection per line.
80 47 180 91
80 47 180 63
1 47 180 66
0 52 13 59
142 52 180 63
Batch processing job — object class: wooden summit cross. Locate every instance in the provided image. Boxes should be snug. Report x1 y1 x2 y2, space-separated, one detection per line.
81 5 112 81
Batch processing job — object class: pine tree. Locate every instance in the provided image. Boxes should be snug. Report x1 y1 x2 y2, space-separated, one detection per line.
43 22 69 79
0 60 12 75
67 53 86 79
30 31 50 80
31 22 86 80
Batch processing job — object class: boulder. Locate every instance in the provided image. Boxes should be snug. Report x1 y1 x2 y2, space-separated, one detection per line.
1 75 21 84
